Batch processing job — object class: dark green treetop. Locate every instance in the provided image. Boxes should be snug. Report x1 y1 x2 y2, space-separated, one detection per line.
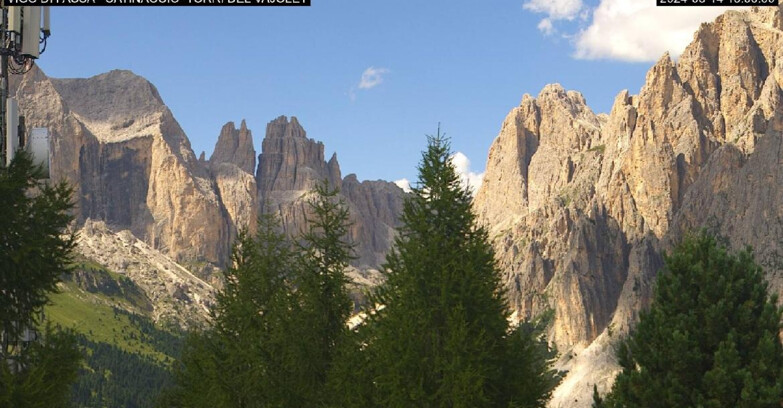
361 131 559 408
0 150 75 342
602 232 783 407
0 151 81 407
291 181 356 406
164 182 356 408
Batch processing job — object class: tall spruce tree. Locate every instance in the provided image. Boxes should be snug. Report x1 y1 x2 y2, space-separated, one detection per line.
361 132 559 408
291 181 355 406
601 233 783 407
0 150 81 406
0 150 75 343
0 326 82 408
165 214 296 408
165 183 356 408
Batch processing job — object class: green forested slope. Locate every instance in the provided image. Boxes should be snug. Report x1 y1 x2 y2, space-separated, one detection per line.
45 260 184 408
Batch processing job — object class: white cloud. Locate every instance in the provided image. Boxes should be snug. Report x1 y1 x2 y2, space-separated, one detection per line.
450 152 484 196
394 178 412 193
573 0 738 62
358 67 390 90
523 0 583 37
523 0 583 20
538 18 555 36
522 0 744 62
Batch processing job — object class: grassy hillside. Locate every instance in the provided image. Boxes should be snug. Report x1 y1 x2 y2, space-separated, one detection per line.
47 281 176 365
44 260 184 407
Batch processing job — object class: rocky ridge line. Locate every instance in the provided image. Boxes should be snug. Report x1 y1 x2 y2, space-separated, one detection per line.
474 6 783 407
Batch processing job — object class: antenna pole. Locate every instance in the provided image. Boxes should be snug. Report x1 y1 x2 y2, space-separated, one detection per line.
0 4 50 370
1 6 8 166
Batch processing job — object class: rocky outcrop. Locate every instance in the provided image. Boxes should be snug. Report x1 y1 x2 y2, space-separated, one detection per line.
212 162 259 236
75 220 215 328
257 115 341 193
210 121 259 235
13 68 405 335
211 120 256 174
341 174 404 267
474 6 783 407
476 84 626 348
257 116 404 268
14 69 231 268
13 68 407 273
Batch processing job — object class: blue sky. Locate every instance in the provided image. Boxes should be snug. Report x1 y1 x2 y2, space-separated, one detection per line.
36 1 733 187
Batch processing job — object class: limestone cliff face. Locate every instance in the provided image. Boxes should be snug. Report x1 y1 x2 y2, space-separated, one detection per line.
476 84 627 348
257 115 342 193
211 120 256 174
257 116 404 268
341 174 404 267
15 69 231 268
210 121 258 235
474 6 783 407
12 67 407 316
13 66 403 298
11 68 406 338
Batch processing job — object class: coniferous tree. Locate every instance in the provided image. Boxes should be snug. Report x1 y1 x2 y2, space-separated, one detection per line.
360 132 560 408
166 184 356 408
324 321 374 408
165 214 295 408
213 215 296 407
0 150 75 342
501 314 561 407
0 326 81 408
0 151 81 406
291 181 355 406
161 330 230 408
601 233 783 407
592 384 604 408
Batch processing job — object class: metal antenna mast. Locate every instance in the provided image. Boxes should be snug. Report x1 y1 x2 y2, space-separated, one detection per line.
0 4 51 372
0 5 50 165
1 6 9 164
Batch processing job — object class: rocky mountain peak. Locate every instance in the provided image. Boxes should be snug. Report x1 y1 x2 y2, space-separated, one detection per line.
16 61 404 277
50 70 165 123
327 152 342 182
254 115 403 268
266 115 307 139
210 120 256 174
257 115 340 193
16 66 230 268
209 120 259 237
474 6 783 407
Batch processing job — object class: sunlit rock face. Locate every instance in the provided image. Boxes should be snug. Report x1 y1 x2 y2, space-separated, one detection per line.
209 120 258 237
256 115 404 269
14 68 406 273
13 70 406 332
15 68 231 268
474 6 783 407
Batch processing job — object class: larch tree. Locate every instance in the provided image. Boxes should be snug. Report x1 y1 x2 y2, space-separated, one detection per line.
601 233 783 408
360 131 560 408
0 150 81 407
